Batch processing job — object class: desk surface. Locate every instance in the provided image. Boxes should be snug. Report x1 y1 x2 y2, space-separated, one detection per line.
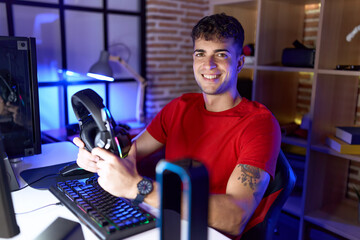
6 142 229 240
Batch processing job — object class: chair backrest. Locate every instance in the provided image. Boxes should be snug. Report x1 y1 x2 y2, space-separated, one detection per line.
241 149 296 240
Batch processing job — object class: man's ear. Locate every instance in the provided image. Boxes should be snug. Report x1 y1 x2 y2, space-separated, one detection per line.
237 54 245 73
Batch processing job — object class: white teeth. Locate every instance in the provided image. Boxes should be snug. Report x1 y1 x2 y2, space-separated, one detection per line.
203 74 218 79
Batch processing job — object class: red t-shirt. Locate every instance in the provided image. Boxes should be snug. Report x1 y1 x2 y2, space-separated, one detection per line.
147 93 281 194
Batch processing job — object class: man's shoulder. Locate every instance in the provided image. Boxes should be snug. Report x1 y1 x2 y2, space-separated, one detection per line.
239 98 273 116
159 93 202 116
238 98 279 128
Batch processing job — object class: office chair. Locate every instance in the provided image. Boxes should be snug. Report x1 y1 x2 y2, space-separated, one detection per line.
241 149 296 240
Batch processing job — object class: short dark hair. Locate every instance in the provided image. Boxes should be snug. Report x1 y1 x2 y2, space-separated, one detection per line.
191 13 245 54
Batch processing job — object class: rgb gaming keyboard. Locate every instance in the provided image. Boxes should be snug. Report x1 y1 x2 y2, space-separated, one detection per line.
49 175 156 239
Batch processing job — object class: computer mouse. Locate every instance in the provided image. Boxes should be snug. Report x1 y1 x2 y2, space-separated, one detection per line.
59 162 91 177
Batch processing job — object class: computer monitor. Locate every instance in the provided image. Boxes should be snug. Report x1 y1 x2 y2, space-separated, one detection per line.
0 136 20 238
0 36 41 190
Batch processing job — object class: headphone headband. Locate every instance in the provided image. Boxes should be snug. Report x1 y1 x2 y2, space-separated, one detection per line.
71 89 106 132
71 88 131 158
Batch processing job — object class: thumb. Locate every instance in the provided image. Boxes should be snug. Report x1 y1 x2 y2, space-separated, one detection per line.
73 137 85 148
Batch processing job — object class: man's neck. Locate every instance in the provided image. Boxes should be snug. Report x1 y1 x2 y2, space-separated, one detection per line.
203 92 242 112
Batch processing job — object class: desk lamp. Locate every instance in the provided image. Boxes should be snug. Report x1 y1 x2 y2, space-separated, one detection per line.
87 50 147 125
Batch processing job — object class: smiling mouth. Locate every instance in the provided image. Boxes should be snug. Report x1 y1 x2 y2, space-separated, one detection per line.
202 74 220 80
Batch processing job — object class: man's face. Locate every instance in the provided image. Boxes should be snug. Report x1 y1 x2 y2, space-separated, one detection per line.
193 37 244 95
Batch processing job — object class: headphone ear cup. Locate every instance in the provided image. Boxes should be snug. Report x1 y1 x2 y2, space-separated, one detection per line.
7 91 17 103
80 119 99 151
95 130 112 150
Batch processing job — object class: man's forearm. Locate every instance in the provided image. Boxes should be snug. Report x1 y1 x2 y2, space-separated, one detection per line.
208 194 250 236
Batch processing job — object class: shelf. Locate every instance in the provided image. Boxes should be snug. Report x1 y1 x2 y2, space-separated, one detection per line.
282 136 308 148
304 200 360 240
255 66 360 76
210 0 256 5
317 1 360 70
212 0 257 46
311 144 360 163
269 0 319 3
317 69 360 77
257 65 315 73
243 64 255 69
211 0 359 239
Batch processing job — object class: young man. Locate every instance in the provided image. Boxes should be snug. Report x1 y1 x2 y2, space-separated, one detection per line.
74 13 281 239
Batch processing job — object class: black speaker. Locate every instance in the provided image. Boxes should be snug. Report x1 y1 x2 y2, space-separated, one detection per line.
35 217 84 240
282 48 315 68
281 40 315 68
156 159 209 240
71 89 131 158
0 136 20 238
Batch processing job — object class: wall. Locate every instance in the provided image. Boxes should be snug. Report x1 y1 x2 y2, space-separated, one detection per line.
145 0 209 120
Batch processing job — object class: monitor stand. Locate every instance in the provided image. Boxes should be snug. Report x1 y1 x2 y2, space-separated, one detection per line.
3 157 20 191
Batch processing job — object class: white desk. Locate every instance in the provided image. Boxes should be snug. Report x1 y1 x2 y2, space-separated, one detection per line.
7 142 229 240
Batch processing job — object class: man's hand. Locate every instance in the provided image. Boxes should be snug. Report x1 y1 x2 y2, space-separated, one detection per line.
93 143 142 199
6 103 23 126
73 137 99 173
73 131 162 207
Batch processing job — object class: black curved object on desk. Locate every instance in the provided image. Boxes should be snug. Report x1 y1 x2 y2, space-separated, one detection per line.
156 158 209 240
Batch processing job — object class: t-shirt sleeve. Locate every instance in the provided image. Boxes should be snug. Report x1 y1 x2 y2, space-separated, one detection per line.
146 99 177 144
237 113 281 179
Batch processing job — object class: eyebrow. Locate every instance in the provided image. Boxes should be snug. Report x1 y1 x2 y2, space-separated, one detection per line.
193 49 231 54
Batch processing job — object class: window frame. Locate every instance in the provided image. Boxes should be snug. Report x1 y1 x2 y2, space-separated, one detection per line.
1 0 146 129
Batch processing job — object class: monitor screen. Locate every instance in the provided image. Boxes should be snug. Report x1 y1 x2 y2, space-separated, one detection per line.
0 36 41 160
0 136 20 238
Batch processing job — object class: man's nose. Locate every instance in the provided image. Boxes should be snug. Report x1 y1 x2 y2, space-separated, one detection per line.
203 56 217 70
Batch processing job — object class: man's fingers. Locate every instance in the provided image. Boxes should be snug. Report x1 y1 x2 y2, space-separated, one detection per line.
73 137 85 148
77 150 98 173
91 147 116 162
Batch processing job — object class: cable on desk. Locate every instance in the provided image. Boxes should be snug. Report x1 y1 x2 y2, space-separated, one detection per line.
13 173 60 192
15 202 62 215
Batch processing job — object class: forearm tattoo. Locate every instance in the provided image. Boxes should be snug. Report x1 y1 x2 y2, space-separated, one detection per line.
237 164 260 190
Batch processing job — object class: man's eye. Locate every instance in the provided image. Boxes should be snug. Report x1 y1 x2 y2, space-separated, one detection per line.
194 52 204 57
217 53 228 58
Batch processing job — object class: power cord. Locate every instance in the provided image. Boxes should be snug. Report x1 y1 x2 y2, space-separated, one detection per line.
13 173 63 215
15 202 62 215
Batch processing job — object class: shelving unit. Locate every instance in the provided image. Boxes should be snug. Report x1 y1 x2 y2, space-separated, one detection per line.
210 0 360 239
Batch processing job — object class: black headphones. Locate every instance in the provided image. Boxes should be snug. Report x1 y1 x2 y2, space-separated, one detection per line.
0 73 18 103
71 88 131 158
